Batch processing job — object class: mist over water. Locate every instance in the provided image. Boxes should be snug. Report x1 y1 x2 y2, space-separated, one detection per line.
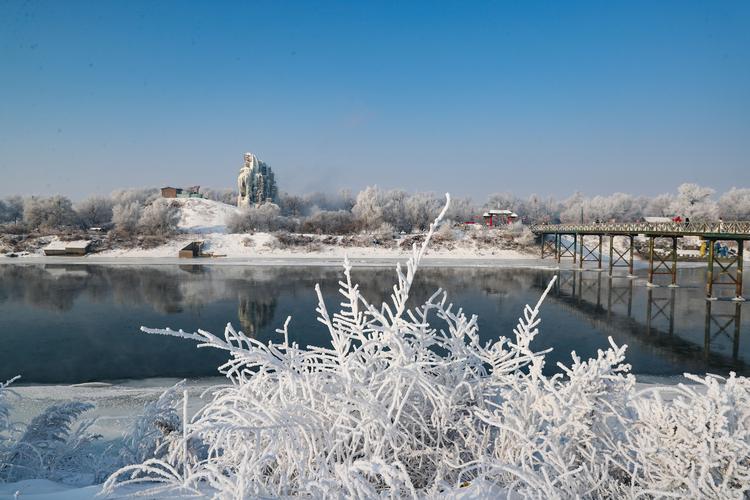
0 264 747 384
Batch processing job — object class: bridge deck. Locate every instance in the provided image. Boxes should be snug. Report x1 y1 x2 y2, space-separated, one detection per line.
530 221 750 239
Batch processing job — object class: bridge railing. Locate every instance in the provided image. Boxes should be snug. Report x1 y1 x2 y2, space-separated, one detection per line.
530 221 750 236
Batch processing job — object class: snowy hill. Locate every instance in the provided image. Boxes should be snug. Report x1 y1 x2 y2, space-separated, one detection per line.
173 197 239 234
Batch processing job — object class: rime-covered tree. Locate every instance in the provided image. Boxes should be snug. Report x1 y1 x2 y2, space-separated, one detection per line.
351 186 384 231
719 187 750 220
201 188 237 205
23 196 78 229
670 182 718 221
380 189 410 232
0 196 23 223
405 192 441 231
110 188 159 207
278 193 306 217
75 196 114 228
645 193 675 217
112 202 142 234
559 191 585 223
227 203 288 233
138 200 180 234
300 210 358 234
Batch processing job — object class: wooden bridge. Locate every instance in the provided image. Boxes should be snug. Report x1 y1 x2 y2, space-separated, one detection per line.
530 221 750 299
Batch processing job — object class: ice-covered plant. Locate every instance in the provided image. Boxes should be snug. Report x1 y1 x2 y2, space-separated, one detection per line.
0 376 21 464
0 401 102 483
101 194 750 499
118 380 187 467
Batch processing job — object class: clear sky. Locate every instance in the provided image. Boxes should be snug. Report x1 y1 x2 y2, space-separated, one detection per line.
1 0 748 201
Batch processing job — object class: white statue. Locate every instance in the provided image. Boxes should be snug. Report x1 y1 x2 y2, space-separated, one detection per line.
237 152 278 208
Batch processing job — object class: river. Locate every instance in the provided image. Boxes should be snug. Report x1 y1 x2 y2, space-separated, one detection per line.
0 263 747 384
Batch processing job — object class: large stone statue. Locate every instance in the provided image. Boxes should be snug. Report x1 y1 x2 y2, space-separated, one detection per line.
237 152 278 207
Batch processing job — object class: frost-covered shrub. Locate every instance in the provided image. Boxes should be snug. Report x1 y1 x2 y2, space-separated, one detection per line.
201 188 237 206
119 381 187 467
0 395 103 484
109 188 159 207
300 210 358 235
0 376 20 445
227 203 293 233
138 199 180 235
102 195 750 499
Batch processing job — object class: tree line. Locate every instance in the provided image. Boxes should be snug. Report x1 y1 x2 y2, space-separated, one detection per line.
0 183 749 236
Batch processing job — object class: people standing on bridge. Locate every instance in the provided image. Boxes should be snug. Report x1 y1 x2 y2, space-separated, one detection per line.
719 217 724 233
685 217 690 228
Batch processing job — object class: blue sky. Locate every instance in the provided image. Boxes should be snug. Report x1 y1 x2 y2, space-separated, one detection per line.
1 0 748 200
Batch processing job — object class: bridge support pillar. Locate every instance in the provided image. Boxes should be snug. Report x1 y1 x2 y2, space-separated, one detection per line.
557 234 576 263
647 236 679 287
706 239 745 300
629 235 635 276
578 234 602 270
540 233 558 260
608 234 635 277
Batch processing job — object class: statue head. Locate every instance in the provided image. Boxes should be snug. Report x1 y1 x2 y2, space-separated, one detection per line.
243 152 259 170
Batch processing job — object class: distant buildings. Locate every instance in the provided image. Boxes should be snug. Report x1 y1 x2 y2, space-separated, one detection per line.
237 152 278 207
483 209 518 227
161 186 202 199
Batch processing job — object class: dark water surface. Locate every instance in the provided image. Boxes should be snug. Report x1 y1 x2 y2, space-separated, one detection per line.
0 263 747 383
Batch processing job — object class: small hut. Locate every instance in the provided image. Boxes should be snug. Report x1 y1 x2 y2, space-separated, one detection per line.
179 241 204 258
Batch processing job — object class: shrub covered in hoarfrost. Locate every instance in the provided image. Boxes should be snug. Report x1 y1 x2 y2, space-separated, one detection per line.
102 195 750 499
0 378 105 484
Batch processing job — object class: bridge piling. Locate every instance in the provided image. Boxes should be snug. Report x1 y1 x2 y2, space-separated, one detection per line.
736 243 744 301
706 239 745 300
707 239 715 299
647 237 656 286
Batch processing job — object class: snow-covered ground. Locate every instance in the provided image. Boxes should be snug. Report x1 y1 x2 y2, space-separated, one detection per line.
175 197 239 234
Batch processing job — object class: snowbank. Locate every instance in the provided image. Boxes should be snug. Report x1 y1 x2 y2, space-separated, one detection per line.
174 197 238 234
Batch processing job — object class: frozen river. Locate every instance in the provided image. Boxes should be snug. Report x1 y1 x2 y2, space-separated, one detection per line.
0 263 748 384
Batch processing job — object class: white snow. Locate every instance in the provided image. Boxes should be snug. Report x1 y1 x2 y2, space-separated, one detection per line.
173 197 239 234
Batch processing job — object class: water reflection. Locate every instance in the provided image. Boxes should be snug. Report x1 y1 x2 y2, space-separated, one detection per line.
0 264 747 383
546 269 745 372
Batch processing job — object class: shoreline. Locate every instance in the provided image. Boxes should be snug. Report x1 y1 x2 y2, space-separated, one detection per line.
0 254 557 268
